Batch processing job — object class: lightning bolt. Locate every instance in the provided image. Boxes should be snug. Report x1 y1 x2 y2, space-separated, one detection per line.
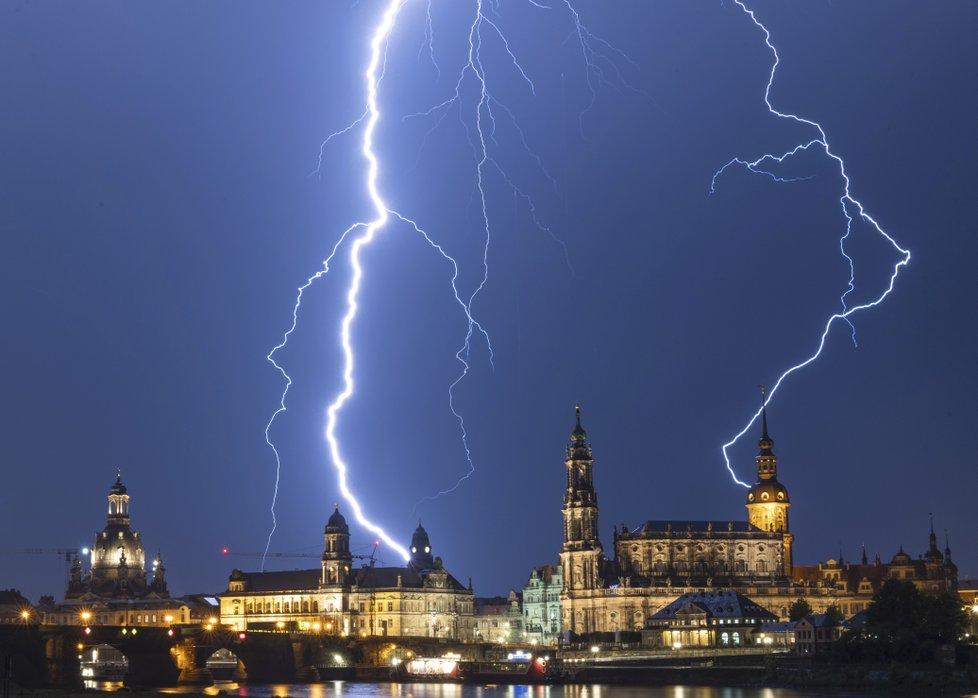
714 1 911 488
263 0 655 558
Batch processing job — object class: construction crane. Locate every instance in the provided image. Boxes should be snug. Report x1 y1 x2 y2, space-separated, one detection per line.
14 548 86 585
221 542 382 567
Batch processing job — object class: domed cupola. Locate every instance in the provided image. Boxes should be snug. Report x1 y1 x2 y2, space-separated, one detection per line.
107 470 130 525
410 523 435 569
325 504 349 534
87 471 151 598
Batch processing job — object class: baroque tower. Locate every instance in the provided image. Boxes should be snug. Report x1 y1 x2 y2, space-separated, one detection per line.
745 399 793 574
560 405 604 594
322 505 352 586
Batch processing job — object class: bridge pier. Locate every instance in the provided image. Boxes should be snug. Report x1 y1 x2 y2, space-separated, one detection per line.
43 632 81 689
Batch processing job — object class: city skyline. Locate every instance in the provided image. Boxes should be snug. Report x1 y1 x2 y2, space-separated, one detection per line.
2 2 977 600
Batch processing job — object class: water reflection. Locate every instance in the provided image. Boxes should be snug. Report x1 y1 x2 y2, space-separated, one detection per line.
97 682 884 698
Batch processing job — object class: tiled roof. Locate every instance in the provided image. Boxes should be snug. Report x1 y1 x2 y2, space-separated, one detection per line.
229 569 322 593
630 521 763 535
649 590 777 622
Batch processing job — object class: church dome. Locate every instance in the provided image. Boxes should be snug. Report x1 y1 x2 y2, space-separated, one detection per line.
410 523 435 569
325 504 349 533
109 475 127 495
746 480 790 505
890 547 912 565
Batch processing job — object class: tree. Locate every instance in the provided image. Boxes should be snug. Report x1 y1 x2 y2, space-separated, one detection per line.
858 579 969 662
825 604 845 623
789 598 813 621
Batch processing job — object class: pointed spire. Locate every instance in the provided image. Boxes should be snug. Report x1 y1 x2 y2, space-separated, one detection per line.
861 544 868 565
571 402 587 443
928 513 939 552
944 529 952 559
760 384 769 441
756 385 774 458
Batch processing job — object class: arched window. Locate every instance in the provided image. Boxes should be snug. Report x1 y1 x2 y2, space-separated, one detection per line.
303 601 310 613
246 602 253 614
275 602 281 614
312 601 319 613
756 559 768 574
735 560 747 574
732 632 741 646
721 632 729 646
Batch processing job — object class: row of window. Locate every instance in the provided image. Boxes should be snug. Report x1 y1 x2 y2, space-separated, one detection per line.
632 560 772 575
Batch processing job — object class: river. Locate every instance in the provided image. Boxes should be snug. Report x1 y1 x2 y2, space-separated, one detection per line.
85 681 948 698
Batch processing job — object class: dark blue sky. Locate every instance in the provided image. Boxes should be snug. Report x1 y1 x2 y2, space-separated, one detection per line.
2 1 976 600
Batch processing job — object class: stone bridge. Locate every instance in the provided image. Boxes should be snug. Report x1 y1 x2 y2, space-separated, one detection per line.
2 625 485 687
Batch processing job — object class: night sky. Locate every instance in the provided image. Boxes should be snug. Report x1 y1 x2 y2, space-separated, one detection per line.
2 1 977 602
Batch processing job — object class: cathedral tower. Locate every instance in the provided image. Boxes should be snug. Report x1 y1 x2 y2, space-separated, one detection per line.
745 399 793 574
560 405 604 593
322 505 352 586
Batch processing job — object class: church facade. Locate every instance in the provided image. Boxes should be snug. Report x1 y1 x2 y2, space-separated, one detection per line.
220 510 475 640
559 405 959 635
65 473 169 601
41 474 214 630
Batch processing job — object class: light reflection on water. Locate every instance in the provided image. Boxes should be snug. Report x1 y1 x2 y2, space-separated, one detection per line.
75 681 887 698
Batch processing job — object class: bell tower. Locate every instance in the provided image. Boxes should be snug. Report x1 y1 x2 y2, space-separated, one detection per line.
560 404 603 593
745 390 793 574
322 505 352 586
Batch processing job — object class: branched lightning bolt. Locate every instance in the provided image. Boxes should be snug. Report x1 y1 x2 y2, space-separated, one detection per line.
265 0 424 564
265 0 652 553
714 1 911 488
408 0 620 504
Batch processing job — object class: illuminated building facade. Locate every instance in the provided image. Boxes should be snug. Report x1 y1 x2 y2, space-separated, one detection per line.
473 592 523 643
521 564 561 645
64 473 168 601
643 590 777 648
558 405 960 635
43 474 213 629
220 510 475 640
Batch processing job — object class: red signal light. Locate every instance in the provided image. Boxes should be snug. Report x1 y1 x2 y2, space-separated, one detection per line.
83 627 91 635
238 632 246 640
222 547 229 555
167 629 174 637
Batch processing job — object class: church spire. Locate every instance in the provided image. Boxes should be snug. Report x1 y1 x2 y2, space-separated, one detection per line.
572 403 586 443
757 385 775 460
755 386 777 480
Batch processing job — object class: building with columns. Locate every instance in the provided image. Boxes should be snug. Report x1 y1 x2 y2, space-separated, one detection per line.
220 509 475 640
558 404 959 636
